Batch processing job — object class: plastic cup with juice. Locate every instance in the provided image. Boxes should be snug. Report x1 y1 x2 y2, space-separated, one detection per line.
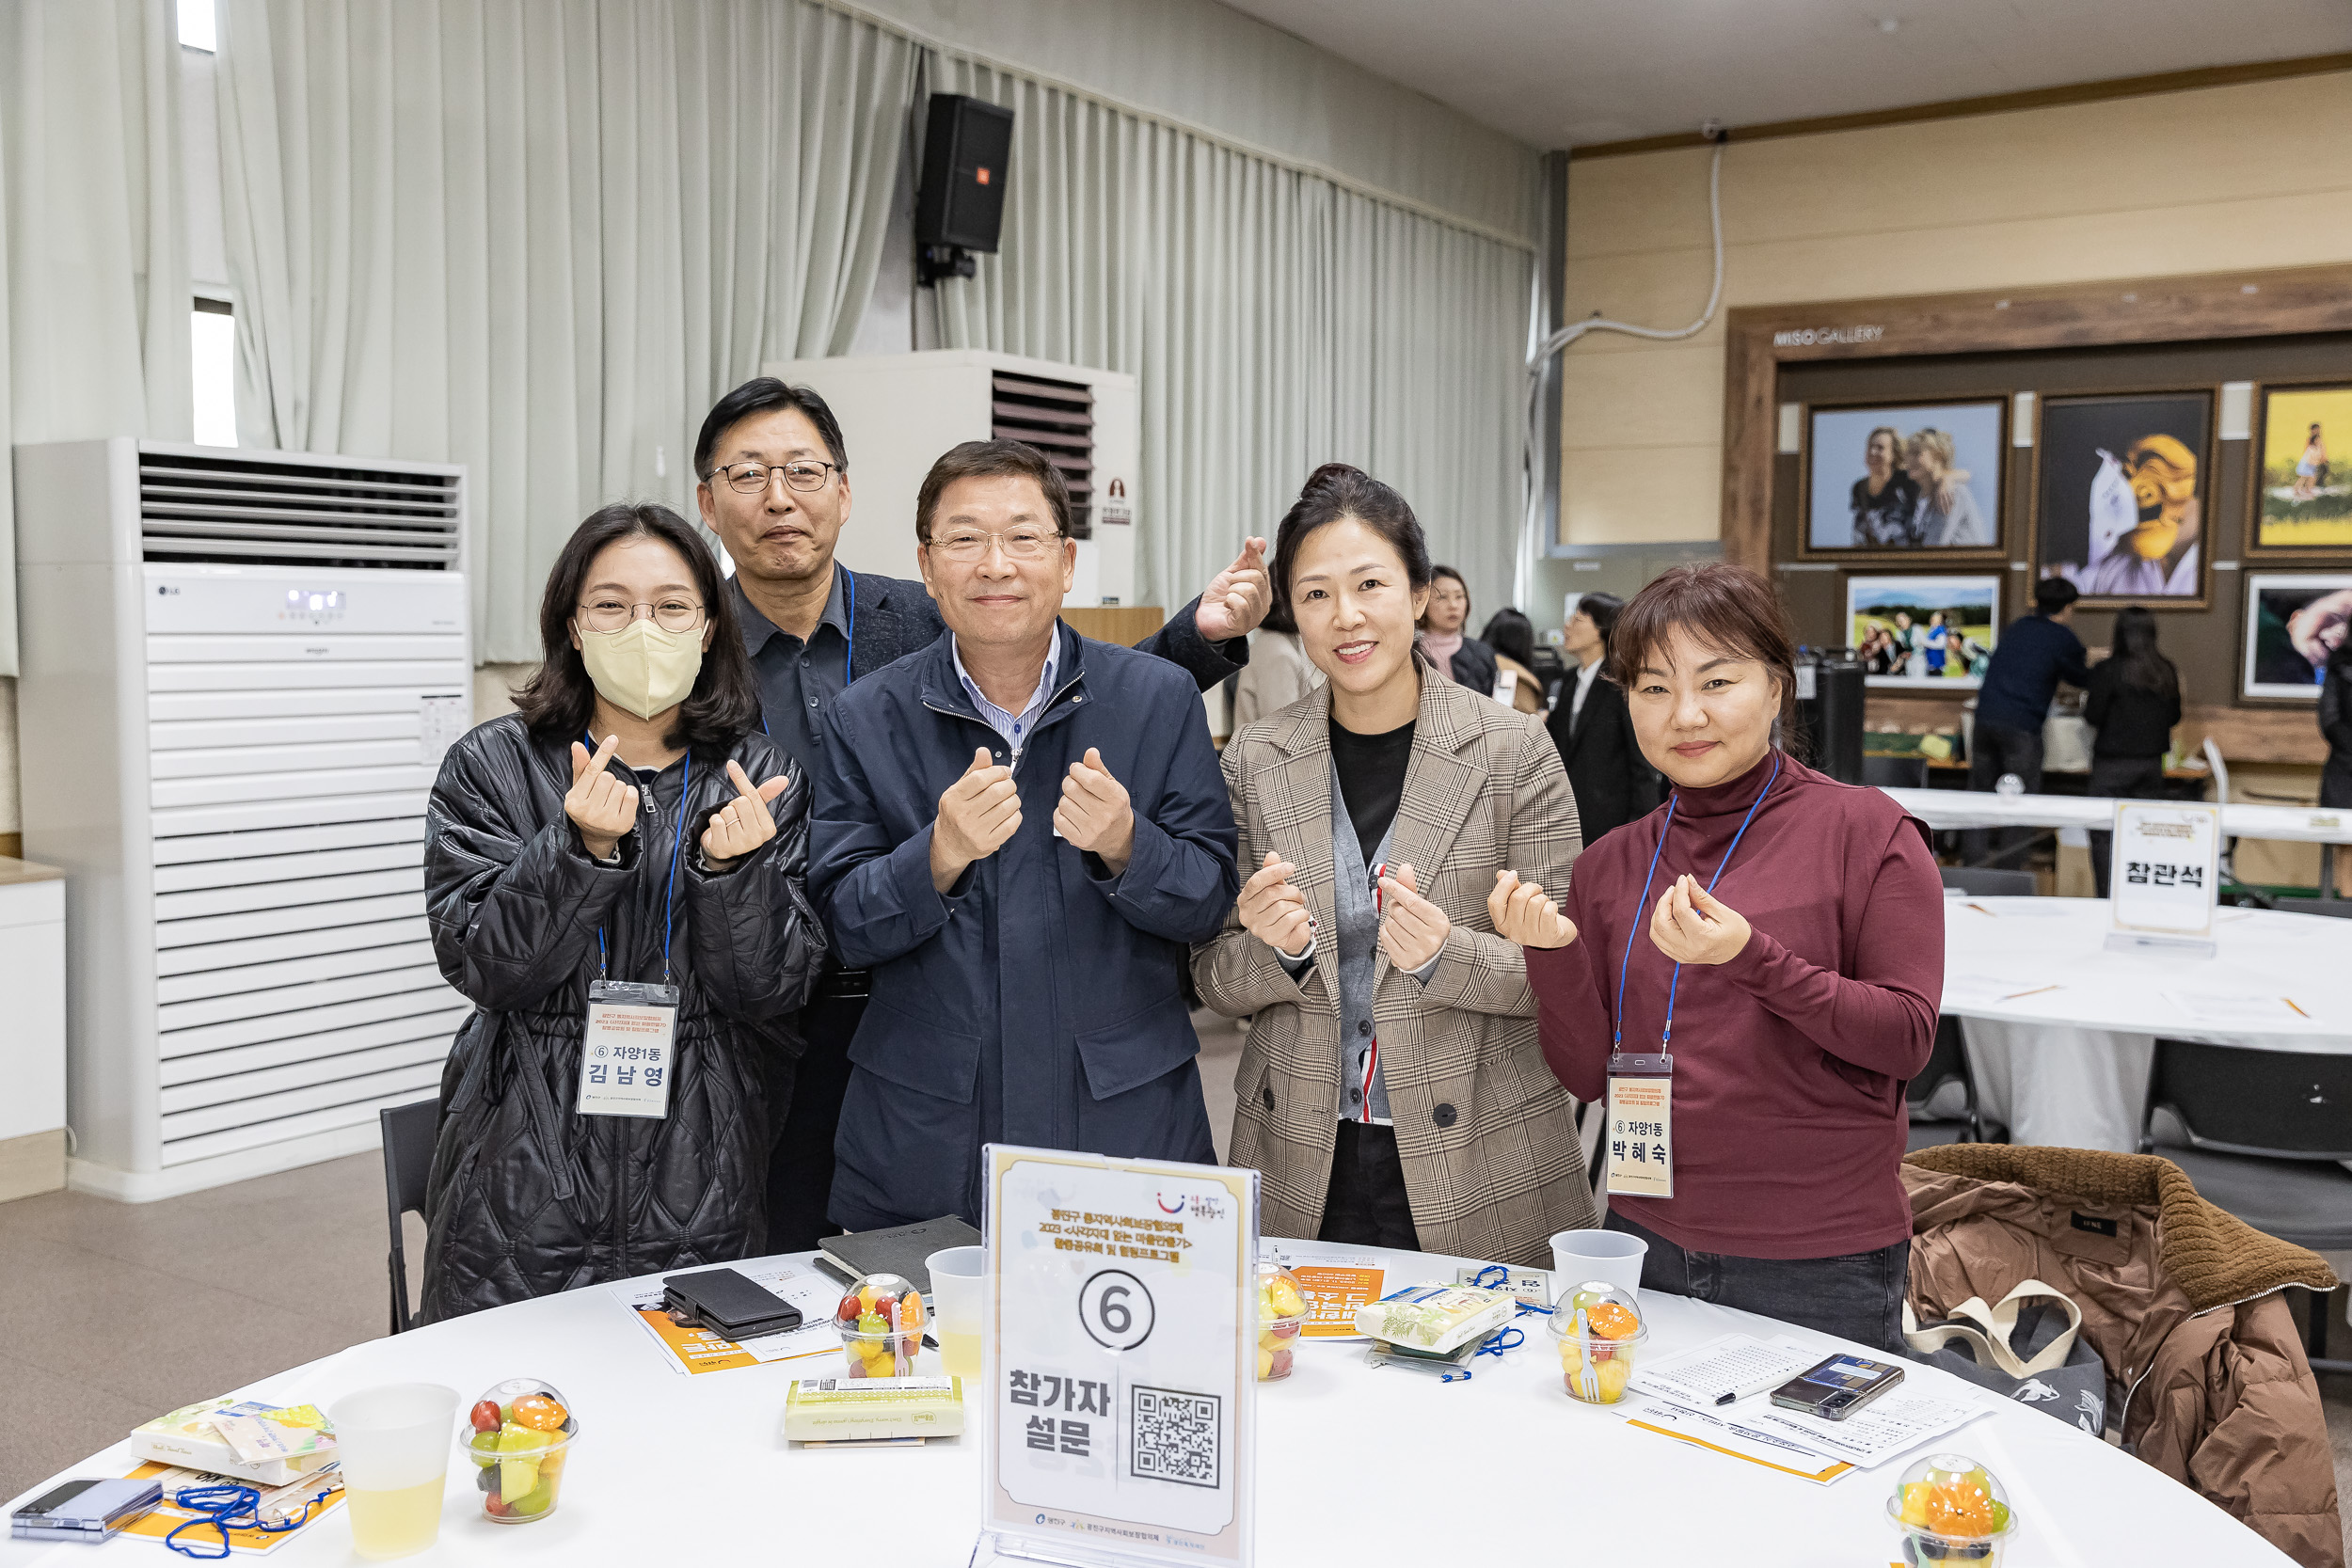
926 1246 986 1379
327 1383 458 1560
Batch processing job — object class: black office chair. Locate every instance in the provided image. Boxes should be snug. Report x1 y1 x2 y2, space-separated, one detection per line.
1939 866 2037 897
1906 1015 2001 1149
2139 1038 2352 1373
1863 755 1929 790
380 1099 440 1334
2274 895 2352 921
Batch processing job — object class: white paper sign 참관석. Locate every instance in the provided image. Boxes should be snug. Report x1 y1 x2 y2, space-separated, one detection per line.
2106 800 2220 957
977 1145 1258 1568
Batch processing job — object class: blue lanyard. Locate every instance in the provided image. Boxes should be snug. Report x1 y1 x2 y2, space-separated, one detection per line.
586 732 689 986
1612 752 1781 1052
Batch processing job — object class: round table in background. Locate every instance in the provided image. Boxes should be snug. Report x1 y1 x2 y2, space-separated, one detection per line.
1939 896 2352 1150
0 1239 2295 1567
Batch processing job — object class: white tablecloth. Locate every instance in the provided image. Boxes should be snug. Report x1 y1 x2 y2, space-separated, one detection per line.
0 1240 2293 1566
1942 896 2352 1149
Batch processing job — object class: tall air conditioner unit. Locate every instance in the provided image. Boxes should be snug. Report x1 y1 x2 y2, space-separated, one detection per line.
757 351 1139 604
17 440 472 1201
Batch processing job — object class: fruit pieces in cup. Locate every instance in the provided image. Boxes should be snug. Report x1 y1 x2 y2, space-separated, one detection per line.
834 1273 925 1379
1888 1453 2016 1567
463 1378 580 1523
1547 1280 1646 1404
1257 1263 1310 1382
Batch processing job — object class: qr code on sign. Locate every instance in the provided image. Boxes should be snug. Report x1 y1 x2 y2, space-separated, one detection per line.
1129 1386 1220 1489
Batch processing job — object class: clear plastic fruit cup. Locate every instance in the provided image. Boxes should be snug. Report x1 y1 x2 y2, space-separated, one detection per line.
459 1377 579 1525
1546 1280 1646 1404
1256 1262 1310 1382
1887 1452 2016 1567
834 1272 925 1379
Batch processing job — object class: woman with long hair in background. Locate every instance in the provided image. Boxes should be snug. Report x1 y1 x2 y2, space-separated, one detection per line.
1417 565 1500 696
1905 429 1988 547
1478 607 1548 715
2084 606 2183 898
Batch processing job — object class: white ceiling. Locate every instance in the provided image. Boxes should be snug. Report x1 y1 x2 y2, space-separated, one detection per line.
1218 0 2352 149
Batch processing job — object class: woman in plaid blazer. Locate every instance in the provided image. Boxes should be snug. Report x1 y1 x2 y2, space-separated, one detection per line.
1192 465 1597 1266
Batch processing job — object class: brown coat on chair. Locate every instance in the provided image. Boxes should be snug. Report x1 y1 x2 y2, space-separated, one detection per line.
1904 1144 2343 1568
1193 671 1598 1266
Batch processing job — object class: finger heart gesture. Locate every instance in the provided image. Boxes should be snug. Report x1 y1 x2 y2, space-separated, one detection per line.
700 759 791 870
1488 869 1578 950
565 734 639 861
1648 873 1752 965
1375 863 1451 974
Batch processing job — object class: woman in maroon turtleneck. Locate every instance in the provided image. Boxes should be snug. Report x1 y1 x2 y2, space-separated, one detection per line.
1492 563 1941 1350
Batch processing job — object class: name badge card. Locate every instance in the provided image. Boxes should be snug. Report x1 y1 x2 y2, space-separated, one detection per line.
577 980 677 1118
2105 801 2220 958
977 1145 1258 1568
1605 1052 1674 1199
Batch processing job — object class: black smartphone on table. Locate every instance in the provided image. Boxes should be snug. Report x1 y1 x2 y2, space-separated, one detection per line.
1768 1353 1905 1420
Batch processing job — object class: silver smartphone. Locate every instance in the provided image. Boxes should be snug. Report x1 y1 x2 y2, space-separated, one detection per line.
1768 1353 1905 1421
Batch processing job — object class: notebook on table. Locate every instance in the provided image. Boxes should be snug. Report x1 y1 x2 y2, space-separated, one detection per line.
818 1216 982 1294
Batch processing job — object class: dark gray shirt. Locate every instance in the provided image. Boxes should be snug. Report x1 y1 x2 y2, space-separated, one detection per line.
733 567 853 782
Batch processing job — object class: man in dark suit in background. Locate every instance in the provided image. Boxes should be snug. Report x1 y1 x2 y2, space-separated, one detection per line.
692 377 1268 1249
1545 592 1659 844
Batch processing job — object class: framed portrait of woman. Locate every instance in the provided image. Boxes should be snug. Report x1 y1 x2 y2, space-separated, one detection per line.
2029 390 2214 610
2247 381 2352 556
1798 398 2009 563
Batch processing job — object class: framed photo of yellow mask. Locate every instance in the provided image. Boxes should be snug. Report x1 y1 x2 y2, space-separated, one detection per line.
2030 391 2214 610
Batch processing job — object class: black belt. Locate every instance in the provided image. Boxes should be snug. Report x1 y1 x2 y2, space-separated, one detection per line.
814 967 871 1001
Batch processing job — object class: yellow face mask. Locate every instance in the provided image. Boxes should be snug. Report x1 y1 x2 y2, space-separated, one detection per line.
578 619 704 720
2123 436 2197 561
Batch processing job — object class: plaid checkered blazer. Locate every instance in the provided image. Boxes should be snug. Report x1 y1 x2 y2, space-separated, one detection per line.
1193 668 1599 1266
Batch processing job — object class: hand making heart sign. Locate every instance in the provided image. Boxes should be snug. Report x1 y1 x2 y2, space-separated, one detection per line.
565 734 788 870
1375 863 1451 974
700 759 792 871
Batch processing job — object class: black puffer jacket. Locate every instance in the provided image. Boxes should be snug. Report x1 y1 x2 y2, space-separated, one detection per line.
417 716 825 1322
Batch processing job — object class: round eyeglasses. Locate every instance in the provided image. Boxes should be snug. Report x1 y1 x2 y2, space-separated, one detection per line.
577 597 705 634
712 459 839 494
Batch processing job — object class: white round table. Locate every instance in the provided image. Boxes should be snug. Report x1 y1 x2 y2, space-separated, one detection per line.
1940 895 2352 1150
0 1239 2293 1567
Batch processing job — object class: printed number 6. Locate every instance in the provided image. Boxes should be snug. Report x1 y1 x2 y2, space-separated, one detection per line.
1079 1269 1155 1352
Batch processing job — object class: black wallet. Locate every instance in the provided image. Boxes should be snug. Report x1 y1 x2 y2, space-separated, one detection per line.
661 1267 804 1340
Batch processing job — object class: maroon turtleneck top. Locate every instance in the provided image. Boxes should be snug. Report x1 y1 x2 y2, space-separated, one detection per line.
1528 749 1942 1259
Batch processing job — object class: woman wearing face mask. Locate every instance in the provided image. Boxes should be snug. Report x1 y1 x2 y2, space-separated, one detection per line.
1195 465 1595 1264
1418 565 1500 697
419 502 826 1321
1493 563 1941 1349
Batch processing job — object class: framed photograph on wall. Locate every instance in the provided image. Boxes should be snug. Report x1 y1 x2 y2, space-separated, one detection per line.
1801 399 2008 561
2249 382 2352 555
1847 575 2002 689
2242 573 2352 700
2030 390 2213 609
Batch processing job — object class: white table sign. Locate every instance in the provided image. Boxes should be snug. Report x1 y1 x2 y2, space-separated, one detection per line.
976 1145 1257 1568
2106 800 2220 957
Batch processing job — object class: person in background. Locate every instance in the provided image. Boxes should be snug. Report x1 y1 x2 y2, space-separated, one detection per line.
1923 610 1949 678
2084 606 2183 898
1904 429 1988 547
1232 590 1323 727
809 441 1239 1228
1548 591 1659 845
1478 608 1548 716
1851 425 1918 546
2320 639 2352 896
2294 420 2328 501
419 504 828 1320
1418 565 1500 696
1969 577 2090 863
1196 464 1594 1263
691 377 1267 1252
1499 562 1941 1351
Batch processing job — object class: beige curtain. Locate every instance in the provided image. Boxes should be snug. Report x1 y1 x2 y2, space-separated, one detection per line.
925 56 1531 621
0 0 191 676
217 0 916 662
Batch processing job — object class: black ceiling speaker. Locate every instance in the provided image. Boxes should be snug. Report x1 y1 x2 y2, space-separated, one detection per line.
915 93 1014 286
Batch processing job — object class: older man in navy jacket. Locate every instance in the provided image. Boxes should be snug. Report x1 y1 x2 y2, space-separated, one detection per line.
810 440 1239 1227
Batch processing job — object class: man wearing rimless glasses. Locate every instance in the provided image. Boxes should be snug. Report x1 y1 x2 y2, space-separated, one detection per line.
808 439 1240 1232
692 378 1267 1249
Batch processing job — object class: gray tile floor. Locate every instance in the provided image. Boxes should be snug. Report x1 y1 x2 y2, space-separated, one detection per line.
4 1011 2345 1567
